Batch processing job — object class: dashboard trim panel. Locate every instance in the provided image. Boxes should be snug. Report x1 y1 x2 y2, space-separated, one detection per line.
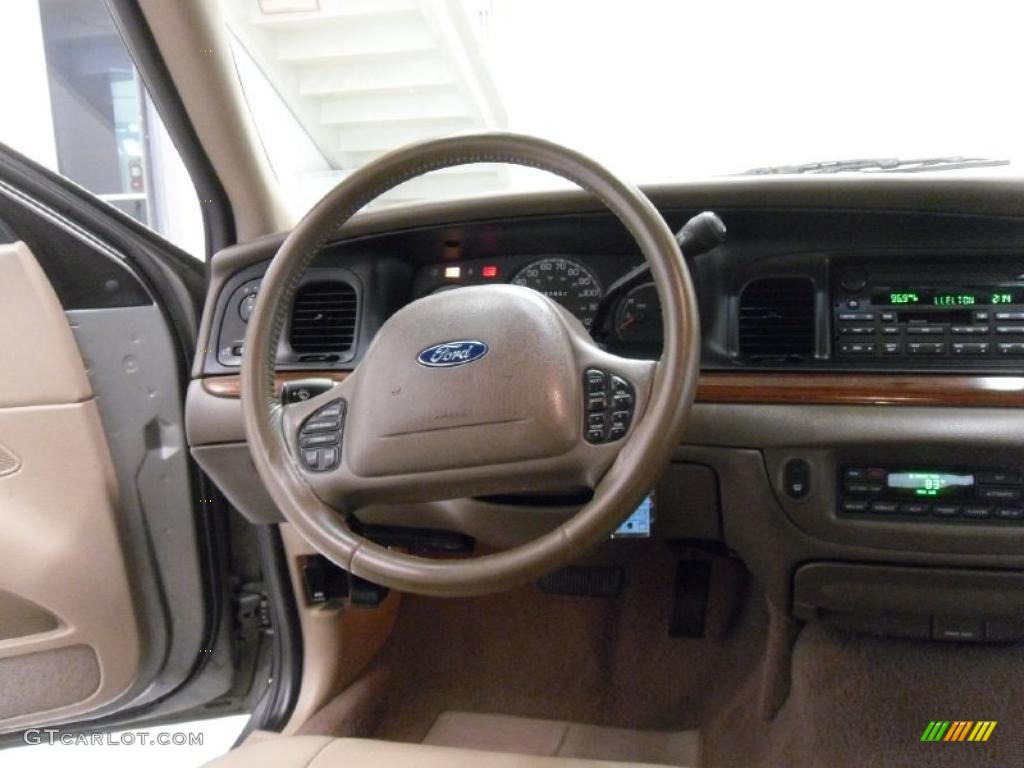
201 372 1024 407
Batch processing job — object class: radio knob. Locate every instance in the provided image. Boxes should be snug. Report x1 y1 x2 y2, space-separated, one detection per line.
840 273 868 292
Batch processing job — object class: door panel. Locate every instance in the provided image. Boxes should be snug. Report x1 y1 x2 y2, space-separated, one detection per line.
0 241 142 728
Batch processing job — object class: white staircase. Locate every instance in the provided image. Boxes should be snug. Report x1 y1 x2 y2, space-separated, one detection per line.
220 0 508 206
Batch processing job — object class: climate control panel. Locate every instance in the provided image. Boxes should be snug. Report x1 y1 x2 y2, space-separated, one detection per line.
838 465 1023 523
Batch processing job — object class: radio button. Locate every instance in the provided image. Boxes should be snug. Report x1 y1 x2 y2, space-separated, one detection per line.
994 507 1024 521
932 504 961 517
839 342 876 355
976 470 1022 485
907 342 945 355
837 312 874 322
996 325 1024 334
951 342 990 355
870 500 899 514
900 502 930 515
841 499 869 513
997 343 1024 356
907 326 945 335
839 325 874 335
950 325 990 335
995 312 1024 321
882 342 903 355
881 326 900 335
880 312 897 322
975 311 991 321
979 487 1022 502
963 505 993 519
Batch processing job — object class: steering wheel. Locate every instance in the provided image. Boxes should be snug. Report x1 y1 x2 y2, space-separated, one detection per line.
241 133 700 597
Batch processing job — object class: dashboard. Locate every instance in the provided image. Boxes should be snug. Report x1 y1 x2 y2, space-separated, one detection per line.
202 204 1024 377
188 177 1024 643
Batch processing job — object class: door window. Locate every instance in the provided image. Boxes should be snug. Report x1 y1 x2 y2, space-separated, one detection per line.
0 0 206 258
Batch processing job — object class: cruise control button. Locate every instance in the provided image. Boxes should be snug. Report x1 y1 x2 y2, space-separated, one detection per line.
302 450 321 469
586 394 608 412
586 426 606 443
587 413 606 429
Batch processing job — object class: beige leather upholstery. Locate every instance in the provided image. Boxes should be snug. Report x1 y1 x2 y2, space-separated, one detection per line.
205 736 672 768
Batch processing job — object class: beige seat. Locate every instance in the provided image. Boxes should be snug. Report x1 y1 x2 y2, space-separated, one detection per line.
204 736 675 768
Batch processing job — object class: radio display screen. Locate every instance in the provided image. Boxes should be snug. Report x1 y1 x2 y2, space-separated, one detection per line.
886 471 974 497
872 288 1023 306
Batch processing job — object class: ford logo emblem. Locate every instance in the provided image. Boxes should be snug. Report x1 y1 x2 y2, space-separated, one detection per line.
417 340 489 368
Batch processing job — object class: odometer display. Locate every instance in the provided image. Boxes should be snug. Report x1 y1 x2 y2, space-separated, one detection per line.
511 257 603 328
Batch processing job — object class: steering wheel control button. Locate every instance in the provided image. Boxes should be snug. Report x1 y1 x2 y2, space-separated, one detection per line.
586 370 607 394
783 458 811 499
301 433 339 448
583 369 635 443
282 379 336 404
298 399 346 471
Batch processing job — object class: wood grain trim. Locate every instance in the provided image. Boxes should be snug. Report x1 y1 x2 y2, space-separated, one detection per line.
200 371 1024 407
697 373 1024 407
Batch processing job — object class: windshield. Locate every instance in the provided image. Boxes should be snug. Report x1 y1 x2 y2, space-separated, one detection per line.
219 0 1024 214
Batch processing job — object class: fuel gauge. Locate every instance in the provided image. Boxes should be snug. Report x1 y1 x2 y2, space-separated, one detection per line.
614 282 662 345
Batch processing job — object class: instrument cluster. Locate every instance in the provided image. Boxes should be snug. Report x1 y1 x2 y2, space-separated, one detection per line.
413 255 663 355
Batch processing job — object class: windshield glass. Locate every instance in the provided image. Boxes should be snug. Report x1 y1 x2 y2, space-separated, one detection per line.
219 0 1024 214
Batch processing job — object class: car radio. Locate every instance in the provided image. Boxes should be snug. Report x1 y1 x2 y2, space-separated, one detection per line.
832 277 1024 363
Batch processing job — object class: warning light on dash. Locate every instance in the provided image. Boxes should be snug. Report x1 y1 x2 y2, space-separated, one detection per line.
482 265 499 278
444 266 461 279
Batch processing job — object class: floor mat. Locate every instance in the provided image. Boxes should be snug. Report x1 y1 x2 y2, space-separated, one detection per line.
424 711 700 767
298 541 765 761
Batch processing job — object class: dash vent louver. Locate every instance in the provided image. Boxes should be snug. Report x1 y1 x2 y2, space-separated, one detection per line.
738 277 816 361
289 280 358 354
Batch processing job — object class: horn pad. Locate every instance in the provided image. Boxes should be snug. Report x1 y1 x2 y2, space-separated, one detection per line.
345 285 580 477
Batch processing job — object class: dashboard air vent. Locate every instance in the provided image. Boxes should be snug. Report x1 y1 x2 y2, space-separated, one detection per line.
738 277 815 361
289 280 358 354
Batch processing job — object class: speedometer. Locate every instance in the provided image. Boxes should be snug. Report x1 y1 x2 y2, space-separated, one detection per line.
510 257 603 328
